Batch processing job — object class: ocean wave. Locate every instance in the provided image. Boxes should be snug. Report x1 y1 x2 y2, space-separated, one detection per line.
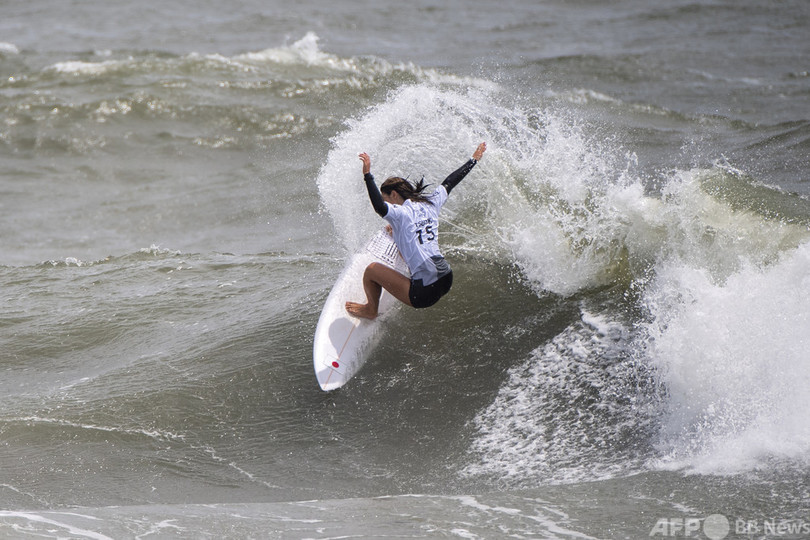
0 493 595 539
1 416 186 444
323 81 810 483
226 32 496 89
37 246 182 268
462 310 658 487
40 256 110 268
3 34 497 156
38 32 492 91
643 239 810 474
319 82 810 296
232 31 355 70
0 42 20 56
48 59 123 76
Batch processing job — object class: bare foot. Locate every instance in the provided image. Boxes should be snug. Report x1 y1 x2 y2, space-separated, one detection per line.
345 301 378 320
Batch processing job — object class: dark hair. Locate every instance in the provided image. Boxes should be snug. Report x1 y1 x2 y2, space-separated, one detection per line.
380 176 433 205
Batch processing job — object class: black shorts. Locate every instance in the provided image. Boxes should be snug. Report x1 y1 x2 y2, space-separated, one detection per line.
409 271 453 309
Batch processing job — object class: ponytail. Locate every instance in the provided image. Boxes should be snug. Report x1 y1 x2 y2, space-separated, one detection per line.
380 176 433 205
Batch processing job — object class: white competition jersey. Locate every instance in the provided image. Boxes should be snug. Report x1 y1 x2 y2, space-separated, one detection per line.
383 185 450 285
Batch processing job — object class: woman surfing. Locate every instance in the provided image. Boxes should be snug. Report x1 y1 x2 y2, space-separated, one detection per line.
346 142 487 319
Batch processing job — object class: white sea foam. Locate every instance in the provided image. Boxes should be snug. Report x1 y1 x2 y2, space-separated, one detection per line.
0 42 20 55
0 511 112 540
464 165 810 481
48 59 123 75
318 84 499 252
235 32 350 70
7 416 187 443
644 240 810 473
139 244 182 257
462 310 654 486
318 82 659 294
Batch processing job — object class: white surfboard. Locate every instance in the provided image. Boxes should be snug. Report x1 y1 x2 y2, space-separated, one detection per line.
313 228 410 391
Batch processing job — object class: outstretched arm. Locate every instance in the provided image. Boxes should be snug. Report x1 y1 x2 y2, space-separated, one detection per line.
359 152 388 217
442 142 487 195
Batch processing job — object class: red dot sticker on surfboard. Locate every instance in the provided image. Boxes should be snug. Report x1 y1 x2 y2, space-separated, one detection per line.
332 361 340 368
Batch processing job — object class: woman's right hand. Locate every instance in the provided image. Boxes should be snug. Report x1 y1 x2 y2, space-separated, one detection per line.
472 142 486 161
359 152 371 175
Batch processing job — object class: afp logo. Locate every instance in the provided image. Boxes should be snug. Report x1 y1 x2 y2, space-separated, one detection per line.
649 514 730 539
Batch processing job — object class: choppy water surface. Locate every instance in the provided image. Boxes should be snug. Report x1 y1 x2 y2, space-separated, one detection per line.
1 1 809 537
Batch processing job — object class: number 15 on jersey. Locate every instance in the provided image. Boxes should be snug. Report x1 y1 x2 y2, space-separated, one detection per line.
416 224 436 245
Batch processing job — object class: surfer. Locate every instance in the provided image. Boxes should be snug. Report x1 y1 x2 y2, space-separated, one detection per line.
346 142 487 319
